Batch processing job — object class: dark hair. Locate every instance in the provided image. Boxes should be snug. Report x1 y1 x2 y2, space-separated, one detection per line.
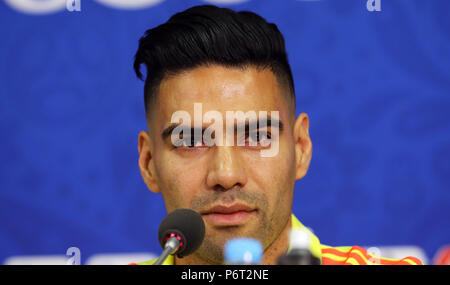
134 5 295 116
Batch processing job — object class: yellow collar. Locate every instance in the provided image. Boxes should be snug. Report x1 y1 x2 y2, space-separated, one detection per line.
290 214 322 260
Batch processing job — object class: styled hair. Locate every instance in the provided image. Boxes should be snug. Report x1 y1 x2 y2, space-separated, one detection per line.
133 5 295 116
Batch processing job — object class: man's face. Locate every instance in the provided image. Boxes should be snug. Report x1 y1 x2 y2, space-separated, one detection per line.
138 65 311 264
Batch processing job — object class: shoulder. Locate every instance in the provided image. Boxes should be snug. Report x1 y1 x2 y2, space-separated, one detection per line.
320 244 423 265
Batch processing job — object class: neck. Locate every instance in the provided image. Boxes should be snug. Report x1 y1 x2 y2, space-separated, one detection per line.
175 215 292 265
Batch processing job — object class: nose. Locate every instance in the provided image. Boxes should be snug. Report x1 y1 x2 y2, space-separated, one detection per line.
206 146 248 191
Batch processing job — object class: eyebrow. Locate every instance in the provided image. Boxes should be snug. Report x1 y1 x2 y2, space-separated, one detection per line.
161 117 284 140
161 124 205 141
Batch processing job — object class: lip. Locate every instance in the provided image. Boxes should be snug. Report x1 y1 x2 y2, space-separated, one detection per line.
200 204 257 226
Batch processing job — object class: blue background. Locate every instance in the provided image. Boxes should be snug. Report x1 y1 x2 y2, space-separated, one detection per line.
0 0 449 264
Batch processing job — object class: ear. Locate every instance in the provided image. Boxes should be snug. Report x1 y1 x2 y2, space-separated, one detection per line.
138 130 161 193
293 113 312 180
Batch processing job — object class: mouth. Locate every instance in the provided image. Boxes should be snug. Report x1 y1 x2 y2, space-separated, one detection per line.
200 204 257 226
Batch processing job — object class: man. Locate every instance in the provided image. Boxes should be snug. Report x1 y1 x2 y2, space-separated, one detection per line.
133 5 421 265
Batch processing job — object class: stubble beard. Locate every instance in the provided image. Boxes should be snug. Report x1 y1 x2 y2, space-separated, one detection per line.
189 190 272 264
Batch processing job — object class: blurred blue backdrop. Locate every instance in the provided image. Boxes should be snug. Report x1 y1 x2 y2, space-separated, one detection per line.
0 0 449 264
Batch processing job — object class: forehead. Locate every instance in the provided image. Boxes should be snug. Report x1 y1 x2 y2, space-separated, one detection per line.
155 65 289 128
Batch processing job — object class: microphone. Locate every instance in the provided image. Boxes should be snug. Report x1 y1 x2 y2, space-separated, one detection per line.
154 208 205 265
277 228 321 265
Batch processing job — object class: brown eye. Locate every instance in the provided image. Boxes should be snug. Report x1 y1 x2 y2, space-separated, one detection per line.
180 136 205 148
247 131 271 145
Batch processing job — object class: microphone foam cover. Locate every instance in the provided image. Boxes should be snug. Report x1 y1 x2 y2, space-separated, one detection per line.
158 208 205 257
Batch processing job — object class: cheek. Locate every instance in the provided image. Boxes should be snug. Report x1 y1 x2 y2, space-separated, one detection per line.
245 137 295 181
155 152 207 211
244 139 296 206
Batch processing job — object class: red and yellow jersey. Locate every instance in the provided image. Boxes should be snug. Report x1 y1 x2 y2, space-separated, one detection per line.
292 214 422 265
320 245 422 265
133 214 422 265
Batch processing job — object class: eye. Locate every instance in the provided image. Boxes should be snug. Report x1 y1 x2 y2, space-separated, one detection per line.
179 136 205 148
247 131 271 146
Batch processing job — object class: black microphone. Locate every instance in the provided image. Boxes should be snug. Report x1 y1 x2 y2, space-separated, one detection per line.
154 208 205 265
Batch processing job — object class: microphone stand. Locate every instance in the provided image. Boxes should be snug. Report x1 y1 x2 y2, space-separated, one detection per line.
154 237 180 265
